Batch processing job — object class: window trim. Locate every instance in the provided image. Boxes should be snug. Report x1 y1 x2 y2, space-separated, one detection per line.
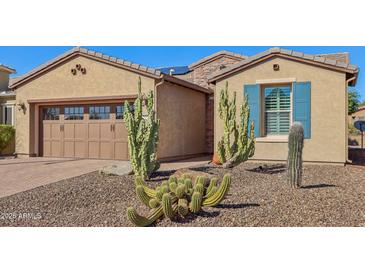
260 83 293 138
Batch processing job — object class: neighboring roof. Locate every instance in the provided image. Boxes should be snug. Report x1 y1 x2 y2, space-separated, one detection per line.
189 50 247 69
0 64 16 74
208 47 359 85
159 66 190 75
352 105 365 114
10 47 162 89
10 47 211 95
8 77 21 87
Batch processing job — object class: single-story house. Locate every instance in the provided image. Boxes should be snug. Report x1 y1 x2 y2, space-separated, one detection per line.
208 48 359 164
3 47 359 164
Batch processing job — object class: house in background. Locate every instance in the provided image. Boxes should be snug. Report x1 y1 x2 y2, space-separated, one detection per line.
208 48 358 164
3 47 359 164
0 64 16 155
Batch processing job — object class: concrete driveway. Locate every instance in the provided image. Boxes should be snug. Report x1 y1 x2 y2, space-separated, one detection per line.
0 157 119 198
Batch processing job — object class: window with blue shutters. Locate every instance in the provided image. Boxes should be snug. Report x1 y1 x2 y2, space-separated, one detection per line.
264 86 291 135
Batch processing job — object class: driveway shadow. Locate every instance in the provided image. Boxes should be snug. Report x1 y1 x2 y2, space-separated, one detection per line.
301 183 336 189
216 203 260 209
247 164 286 174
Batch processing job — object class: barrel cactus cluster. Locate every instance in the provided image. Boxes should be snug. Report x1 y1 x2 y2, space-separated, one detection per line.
127 173 232 226
217 81 255 168
124 77 160 180
287 122 304 188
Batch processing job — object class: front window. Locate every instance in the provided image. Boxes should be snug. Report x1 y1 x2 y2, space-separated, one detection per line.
65 106 84 120
42 107 60 120
264 86 291 135
89 105 110 120
3 105 14 125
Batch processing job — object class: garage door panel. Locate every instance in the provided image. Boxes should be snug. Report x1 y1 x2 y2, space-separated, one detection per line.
75 141 86 158
43 141 51 157
115 123 128 142
88 141 99 158
100 123 112 139
74 124 87 140
51 124 61 139
114 142 128 160
100 142 112 159
43 124 51 139
63 141 74 157
51 141 61 157
88 123 100 139
64 124 75 139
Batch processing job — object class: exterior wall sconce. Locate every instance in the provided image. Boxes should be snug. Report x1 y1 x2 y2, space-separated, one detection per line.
273 64 280 71
17 102 26 114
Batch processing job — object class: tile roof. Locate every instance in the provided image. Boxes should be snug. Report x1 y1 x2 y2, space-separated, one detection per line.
9 47 211 95
189 50 247 69
208 47 359 83
10 47 161 88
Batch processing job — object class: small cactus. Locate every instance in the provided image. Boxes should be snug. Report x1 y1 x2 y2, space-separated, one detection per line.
128 173 232 226
162 193 174 219
287 122 304 188
190 192 203 213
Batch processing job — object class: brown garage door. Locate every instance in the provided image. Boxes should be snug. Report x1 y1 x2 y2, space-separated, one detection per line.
41 104 129 160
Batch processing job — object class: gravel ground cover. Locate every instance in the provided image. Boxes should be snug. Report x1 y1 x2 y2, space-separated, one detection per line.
0 162 364 227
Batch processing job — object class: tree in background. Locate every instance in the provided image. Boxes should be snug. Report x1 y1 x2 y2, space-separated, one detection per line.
348 89 360 114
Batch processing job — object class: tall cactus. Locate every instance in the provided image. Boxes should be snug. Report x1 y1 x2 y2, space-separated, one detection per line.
127 173 232 226
287 122 304 188
217 82 255 168
124 77 160 180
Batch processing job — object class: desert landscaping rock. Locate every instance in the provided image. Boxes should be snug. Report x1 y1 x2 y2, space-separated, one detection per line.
99 161 132 176
0 162 364 227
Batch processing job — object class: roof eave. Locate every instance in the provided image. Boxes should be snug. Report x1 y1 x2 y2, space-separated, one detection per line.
208 52 359 83
10 47 161 89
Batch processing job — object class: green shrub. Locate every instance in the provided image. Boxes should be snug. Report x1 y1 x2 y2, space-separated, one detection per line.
0 125 15 153
348 123 360 135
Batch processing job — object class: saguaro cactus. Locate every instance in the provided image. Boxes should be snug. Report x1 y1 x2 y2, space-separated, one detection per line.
217 82 255 168
127 173 232 226
287 122 304 188
124 77 160 179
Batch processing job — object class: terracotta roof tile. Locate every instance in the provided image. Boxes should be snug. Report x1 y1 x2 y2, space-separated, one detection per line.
189 50 247 69
208 47 359 82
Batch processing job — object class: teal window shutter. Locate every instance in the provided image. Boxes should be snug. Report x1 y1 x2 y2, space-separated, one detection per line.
244 84 260 137
293 82 311 138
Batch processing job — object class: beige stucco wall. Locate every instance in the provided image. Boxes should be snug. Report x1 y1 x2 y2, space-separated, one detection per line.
214 56 347 164
14 55 156 155
157 81 206 159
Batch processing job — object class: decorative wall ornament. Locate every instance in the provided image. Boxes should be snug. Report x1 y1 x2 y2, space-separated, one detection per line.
273 64 280 71
17 101 27 114
71 64 87 75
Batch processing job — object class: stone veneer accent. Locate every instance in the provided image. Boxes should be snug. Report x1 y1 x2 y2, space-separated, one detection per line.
175 55 245 153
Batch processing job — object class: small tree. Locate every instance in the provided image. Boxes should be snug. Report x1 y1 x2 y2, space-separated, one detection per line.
124 77 160 179
217 82 255 168
348 89 360 114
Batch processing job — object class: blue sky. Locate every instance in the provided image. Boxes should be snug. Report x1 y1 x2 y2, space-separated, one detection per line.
0 46 363 100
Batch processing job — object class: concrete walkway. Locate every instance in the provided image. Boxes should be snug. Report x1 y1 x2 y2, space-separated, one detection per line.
0 157 119 198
